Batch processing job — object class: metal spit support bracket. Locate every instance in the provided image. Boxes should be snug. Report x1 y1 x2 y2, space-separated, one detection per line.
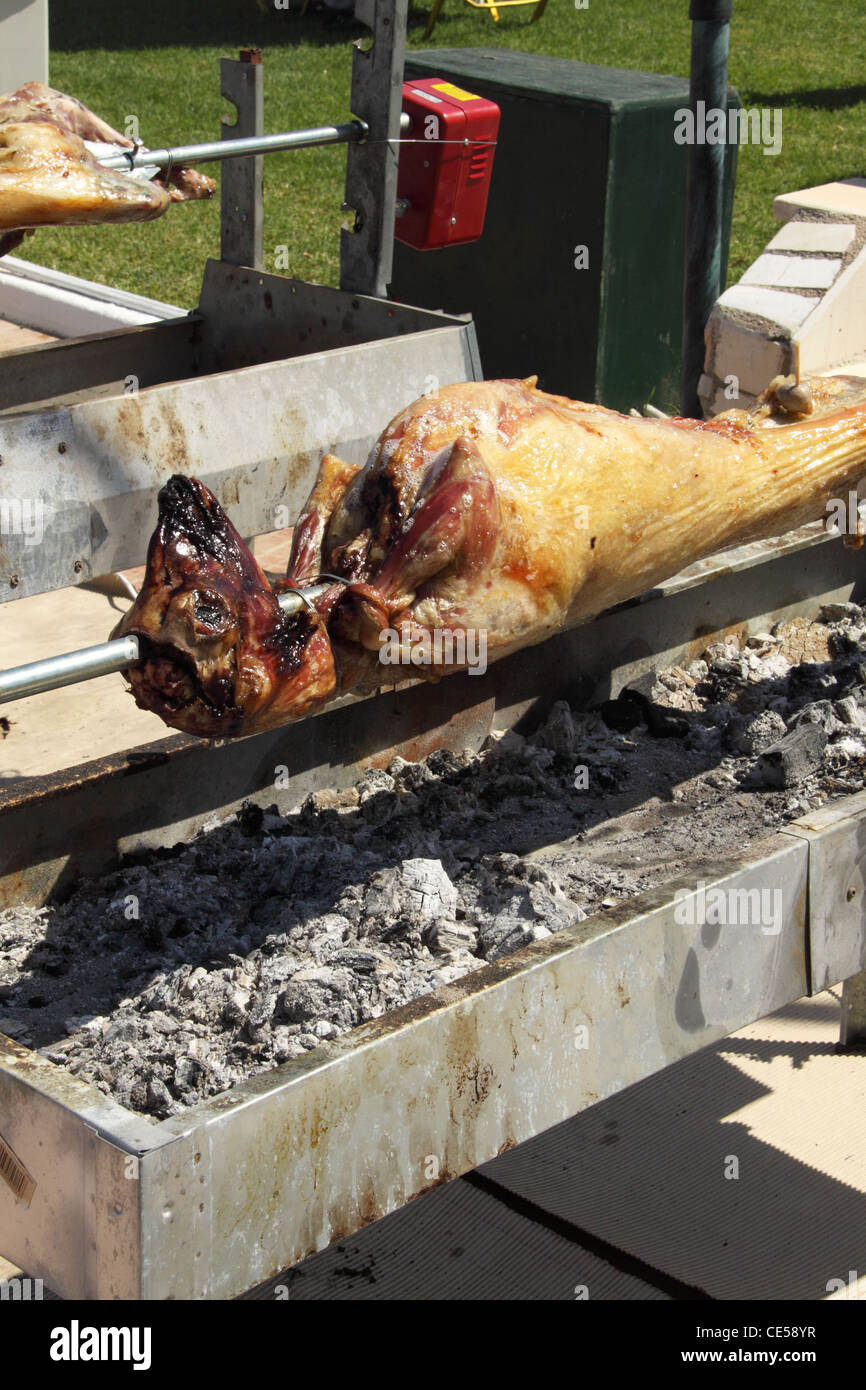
220 48 265 270
340 0 408 298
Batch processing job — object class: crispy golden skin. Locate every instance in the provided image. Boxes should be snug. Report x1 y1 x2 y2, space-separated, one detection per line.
0 120 170 229
321 374 866 683
0 81 214 238
115 375 866 737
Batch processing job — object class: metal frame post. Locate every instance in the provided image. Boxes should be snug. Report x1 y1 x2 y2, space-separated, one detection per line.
681 0 733 418
840 970 866 1048
340 0 408 297
220 47 265 269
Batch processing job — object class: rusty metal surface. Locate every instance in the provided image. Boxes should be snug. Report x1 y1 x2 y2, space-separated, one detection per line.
781 789 866 991
1 828 808 1299
0 1034 158 1300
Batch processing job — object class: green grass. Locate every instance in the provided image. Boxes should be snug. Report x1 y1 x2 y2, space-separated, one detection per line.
19 0 866 306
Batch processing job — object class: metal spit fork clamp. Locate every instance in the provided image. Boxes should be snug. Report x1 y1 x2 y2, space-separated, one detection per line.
396 79 500 250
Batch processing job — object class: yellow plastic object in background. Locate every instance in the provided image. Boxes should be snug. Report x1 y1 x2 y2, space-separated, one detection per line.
424 0 549 42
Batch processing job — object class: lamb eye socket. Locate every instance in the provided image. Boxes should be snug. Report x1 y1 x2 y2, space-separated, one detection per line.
193 593 229 631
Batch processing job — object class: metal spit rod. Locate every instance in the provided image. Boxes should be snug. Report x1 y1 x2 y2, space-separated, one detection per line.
0 585 332 705
97 114 413 172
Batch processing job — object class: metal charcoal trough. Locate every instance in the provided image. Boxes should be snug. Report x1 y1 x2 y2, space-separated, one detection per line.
3 1 865 1302
2 502 866 1297
2 235 866 1297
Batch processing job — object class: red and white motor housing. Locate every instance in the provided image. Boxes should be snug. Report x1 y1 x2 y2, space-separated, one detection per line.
396 78 500 251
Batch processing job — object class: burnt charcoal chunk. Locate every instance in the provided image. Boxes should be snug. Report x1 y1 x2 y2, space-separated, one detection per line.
750 724 828 789
330 948 379 973
598 688 688 738
425 749 463 778
237 800 265 836
597 691 644 732
726 709 787 756
818 602 864 625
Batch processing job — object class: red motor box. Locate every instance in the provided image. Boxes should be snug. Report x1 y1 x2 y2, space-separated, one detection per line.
396 77 500 251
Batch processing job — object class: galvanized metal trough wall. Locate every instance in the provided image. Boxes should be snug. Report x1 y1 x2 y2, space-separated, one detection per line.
1 268 865 1297
0 792 864 1299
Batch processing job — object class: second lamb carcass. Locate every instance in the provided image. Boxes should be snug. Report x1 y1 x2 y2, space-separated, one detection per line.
0 82 214 254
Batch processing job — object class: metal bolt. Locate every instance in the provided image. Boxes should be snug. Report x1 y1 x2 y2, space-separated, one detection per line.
58 442 67 454
450 217 457 225
847 886 857 901
9 574 19 589
73 560 83 574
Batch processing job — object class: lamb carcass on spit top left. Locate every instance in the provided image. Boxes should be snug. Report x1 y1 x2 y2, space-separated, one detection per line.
0 82 215 255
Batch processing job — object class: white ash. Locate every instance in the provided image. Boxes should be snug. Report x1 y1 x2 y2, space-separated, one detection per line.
2 606 866 1118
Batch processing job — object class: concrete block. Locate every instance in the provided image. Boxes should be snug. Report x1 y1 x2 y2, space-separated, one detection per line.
774 179 866 222
716 283 815 332
741 253 841 290
706 313 789 394
794 242 866 373
768 221 856 254
697 372 716 403
751 724 827 789
701 378 756 417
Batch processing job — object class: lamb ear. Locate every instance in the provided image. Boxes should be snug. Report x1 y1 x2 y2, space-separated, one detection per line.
286 453 361 584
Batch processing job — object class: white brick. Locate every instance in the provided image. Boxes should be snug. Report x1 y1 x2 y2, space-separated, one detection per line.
794 241 866 373
768 221 855 254
697 372 716 402
716 283 815 332
741 253 841 290
774 178 866 222
709 384 755 416
706 313 788 394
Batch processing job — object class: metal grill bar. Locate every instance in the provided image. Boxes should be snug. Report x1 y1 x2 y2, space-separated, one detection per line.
97 115 412 172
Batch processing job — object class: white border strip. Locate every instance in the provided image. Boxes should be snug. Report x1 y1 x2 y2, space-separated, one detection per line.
0 256 186 338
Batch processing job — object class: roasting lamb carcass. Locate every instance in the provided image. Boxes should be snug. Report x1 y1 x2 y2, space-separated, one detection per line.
112 374 866 738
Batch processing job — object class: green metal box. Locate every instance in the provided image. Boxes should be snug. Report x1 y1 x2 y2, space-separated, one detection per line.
393 48 737 414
